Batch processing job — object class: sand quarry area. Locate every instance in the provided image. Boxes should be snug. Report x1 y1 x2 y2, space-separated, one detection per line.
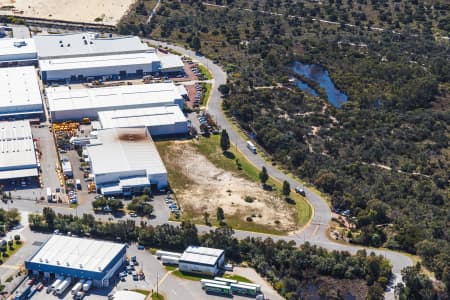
159 140 297 232
0 0 136 24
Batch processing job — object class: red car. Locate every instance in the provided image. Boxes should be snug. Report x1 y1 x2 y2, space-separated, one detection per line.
36 283 44 291
27 279 35 285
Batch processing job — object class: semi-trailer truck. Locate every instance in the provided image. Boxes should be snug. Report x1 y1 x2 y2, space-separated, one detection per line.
71 280 85 295
82 280 92 292
55 277 72 295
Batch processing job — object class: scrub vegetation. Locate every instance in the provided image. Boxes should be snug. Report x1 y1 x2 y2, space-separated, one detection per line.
120 0 450 297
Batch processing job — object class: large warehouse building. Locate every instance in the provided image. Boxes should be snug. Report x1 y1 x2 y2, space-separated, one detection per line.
40 52 161 82
86 127 167 195
179 246 225 276
25 235 126 288
0 120 38 182
0 66 43 119
33 33 150 59
46 82 185 121
98 105 189 136
0 38 37 67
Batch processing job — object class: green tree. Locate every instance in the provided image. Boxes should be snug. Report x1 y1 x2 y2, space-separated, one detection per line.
259 166 269 186
191 35 201 52
216 207 225 223
282 180 290 198
43 207 55 230
203 211 210 225
220 129 230 152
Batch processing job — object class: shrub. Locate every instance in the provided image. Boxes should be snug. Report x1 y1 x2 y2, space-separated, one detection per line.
6 276 13 282
244 196 255 203
246 217 253 222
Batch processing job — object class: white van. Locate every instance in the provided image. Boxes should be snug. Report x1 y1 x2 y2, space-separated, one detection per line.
246 141 257 154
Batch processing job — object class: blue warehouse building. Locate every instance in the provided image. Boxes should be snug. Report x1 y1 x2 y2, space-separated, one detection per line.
25 235 126 288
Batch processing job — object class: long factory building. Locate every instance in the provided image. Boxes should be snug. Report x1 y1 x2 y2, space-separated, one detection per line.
0 120 39 182
46 82 186 122
0 66 43 119
25 235 126 288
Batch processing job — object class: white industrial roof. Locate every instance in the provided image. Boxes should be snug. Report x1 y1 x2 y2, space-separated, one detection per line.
47 82 184 113
87 127 167 176
28 235 125 273
0 38 36 61
0 120 38 179
33 33 150 59
176 85 188 96
113 291 146 300
98 105 186 129
159 54 184 70
0 66 43 114
180 246 224 267
39 52 159 72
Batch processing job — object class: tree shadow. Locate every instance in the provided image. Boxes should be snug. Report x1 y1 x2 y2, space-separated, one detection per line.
223 151 235 159
285 197 296 205
262 184 273 191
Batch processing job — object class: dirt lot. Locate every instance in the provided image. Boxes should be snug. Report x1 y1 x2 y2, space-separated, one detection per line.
158 140 297 232
0 0 135 24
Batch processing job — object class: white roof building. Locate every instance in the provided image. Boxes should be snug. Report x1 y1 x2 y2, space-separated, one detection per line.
0 38 37 65
0 66 43 118
25 235 126 287
98 105 189 136
86 127 167 194
39 52 161 82
47 82 185 121
159 54 185 73
0 120 38 180
33 33 151 59
179 246 225 276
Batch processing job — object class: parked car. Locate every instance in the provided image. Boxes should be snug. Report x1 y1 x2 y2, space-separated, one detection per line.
295 187 306 196
129 212 137 218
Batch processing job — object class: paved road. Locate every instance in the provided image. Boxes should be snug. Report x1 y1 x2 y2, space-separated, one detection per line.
143 39 413 297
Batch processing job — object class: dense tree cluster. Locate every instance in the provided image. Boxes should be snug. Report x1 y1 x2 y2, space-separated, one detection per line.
28 209 392 299
0 208 20 235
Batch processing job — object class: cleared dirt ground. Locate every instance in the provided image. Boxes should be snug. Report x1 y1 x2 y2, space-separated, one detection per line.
0 0 136 24
159 140 297 232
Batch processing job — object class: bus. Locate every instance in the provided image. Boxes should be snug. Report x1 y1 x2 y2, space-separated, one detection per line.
230 283 258 296
213 277 238 285
246 141 257 154
237 281 262 292
203 283 231 296
200 279 228 287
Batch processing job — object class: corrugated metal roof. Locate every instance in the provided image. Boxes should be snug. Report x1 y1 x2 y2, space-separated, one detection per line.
98 105 186 129
159 54 184 70
47 82 183 112
0 66 43 114
28 235 125 273
0 38 36 61
39 52 159 72
0 168 38 180
87 127 167 177
34 33 150 59
180 246 224 266
0 120 38 172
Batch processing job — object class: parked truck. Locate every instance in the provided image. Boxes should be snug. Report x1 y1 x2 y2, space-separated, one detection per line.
71 280 85 295
82 280 92 292
46 187 52 202
49 276 64 293
75 291 86 300
55 277 72 295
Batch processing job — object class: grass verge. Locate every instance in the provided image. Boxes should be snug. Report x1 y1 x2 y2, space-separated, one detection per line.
201 83 212 106
151 293 165 300
1 241 24 264
164 265 178 271
171 270 212 281
223 274 253 283
132 289 150 296
198 64 213 79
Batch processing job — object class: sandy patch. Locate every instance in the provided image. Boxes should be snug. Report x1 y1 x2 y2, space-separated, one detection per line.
161 141 296 231
0 0 136 25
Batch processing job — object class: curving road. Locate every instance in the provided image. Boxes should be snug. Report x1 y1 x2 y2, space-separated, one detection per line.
145 39 413 294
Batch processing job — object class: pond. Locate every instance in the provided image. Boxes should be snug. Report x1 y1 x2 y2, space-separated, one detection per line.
293 61 348 108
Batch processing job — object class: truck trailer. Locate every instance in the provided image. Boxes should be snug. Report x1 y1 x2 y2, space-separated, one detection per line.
55 277 72 295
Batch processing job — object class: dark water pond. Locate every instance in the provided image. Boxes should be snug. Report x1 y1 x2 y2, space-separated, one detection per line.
293 61 348 108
